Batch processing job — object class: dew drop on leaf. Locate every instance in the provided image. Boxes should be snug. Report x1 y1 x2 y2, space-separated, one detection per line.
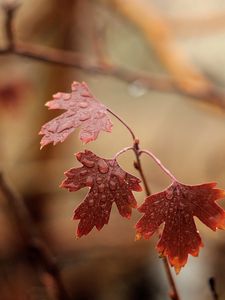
79 101 88 108
82 158 95 168
80 170 88 176
98 159 109 174
86 176 94 186
61 150 142 237
128 80 147 97
89 199 94 206
136 181 225 273
109 180 117 191
98 183 105 193
79 113 91 121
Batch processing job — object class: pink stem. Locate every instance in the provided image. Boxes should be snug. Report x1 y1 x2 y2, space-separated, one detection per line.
113 146 133 160
140 149 177 182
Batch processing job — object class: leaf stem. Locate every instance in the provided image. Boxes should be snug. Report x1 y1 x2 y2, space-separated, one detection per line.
108 109 180 300
114 146 133 159
107 108 136 141
140 149 177 182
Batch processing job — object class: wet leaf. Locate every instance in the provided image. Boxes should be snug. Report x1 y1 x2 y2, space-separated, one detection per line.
136 181 225 273
39 81 113 148
61 150 142 237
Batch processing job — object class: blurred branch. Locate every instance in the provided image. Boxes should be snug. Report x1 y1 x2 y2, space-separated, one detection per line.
0 2 225 110
111 0 225 109
0 172 71 300
169 12 225 36
88 0 110 66
209 277 219 300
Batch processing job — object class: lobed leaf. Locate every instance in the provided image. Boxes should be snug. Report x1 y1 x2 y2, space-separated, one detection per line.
39 81 113 148
136 181 225 273
61 150 142 237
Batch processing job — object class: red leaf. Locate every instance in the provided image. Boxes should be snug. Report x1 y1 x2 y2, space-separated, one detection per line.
61 150 142 237
135 181 225 273
39 81 113 149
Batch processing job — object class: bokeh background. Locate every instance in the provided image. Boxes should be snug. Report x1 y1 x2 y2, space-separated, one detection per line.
0 0 225 299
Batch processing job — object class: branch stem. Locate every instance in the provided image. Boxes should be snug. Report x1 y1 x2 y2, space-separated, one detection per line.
108 110 180 300
107 108 136 140
0 173 71 300
140 149 177 182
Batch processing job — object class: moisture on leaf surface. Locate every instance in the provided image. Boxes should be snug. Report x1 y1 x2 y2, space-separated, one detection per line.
61 150 142 237
39 81 113 148
135 181 225 273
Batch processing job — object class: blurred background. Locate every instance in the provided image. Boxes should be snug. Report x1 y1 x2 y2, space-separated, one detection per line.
0 0 225 299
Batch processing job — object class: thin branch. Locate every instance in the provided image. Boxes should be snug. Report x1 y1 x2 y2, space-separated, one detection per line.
0 172 71 300
113 146 133 159
209 277 219 300
1 1 17 50
107 109 180 300
140 149 177 182
111 0 225 110
107 108 136 140
0 5 225 110
169 12 225 37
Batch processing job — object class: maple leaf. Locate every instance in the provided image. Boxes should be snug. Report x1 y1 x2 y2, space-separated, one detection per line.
135 181 225 273
61 150 142 237
39 81 113 149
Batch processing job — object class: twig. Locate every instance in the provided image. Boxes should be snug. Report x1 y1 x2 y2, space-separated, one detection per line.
209 277 219 300
0 3 225 110
169 12 225 37
0 172 71 300
107 109 180 300
1 0 19 50
140 149 177 182
111 0 225 110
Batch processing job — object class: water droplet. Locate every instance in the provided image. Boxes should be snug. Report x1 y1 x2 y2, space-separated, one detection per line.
86 176 93 186
79 101 88 108
127 195 134 203
113 169 126 183
79 113 90 121
100 203 106 209
98 159 109 174
72 82 78 91
98 183 105 193
89 199 94 206
96 177 102 184
115 193 120 200
82 92 91 97
101 194 106 201
129 177 137 183
80 170 88 176
128 80 147 97
93 191 98 198
150 213 155 219
95 110 106 119
64 93 71 100
184 214 190 222
109 180 117 191
179 202 185 208
53 92 62 99
166 190 173 200
175 187 181 196
82 158 95 168
73 183 80 190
